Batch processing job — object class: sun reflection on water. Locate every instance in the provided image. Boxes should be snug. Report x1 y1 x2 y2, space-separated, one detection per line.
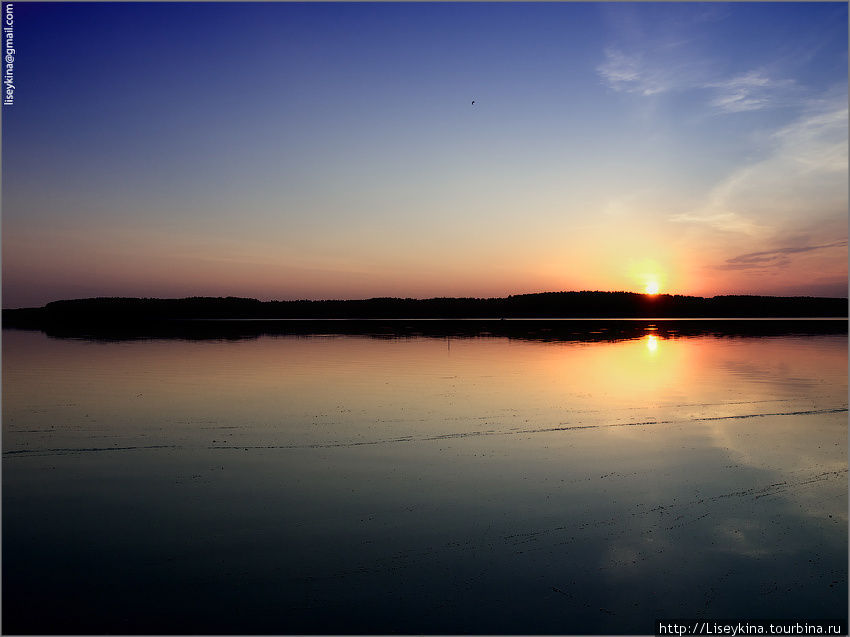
646 333 658 353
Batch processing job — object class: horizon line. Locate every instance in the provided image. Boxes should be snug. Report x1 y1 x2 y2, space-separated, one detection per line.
6 288 849 311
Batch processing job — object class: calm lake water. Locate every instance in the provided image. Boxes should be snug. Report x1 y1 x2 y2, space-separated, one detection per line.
3 323 847 634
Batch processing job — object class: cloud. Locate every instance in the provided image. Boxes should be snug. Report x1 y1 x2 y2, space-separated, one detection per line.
705 71 796 113
772 104 849 172
596 48 671 96
669 210 766 235
671 99 848 238
714 240 848 270
596 2 735 100
597 45 799 118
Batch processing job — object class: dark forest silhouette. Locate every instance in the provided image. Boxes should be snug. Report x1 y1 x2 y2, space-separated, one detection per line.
3 291 847 332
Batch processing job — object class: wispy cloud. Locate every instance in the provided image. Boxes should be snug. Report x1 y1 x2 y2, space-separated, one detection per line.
597 48 671 96
671 98 848 239
714 240 848 270
772 104 849 172
705 71 796 113
596 1 733 100
669 211 765 235
598 51 799 115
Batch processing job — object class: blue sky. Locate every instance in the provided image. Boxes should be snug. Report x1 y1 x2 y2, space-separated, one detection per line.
2 2 847 306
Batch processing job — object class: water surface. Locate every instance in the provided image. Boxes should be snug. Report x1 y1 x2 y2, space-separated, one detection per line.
3 324 847 634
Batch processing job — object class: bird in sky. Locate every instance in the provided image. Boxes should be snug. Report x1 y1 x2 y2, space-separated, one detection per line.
471 100 475 105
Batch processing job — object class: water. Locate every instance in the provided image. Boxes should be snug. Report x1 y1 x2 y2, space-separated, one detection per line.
3 324 847 634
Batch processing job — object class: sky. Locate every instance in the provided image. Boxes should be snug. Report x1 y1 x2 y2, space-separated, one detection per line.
2 2 847 308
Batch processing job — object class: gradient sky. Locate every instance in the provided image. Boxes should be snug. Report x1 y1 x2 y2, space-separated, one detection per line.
2 2 847 307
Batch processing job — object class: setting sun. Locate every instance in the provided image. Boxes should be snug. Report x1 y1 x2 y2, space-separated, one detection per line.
645 282 660 295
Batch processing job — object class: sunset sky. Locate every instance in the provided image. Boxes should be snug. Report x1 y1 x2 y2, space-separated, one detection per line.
2 2 847 308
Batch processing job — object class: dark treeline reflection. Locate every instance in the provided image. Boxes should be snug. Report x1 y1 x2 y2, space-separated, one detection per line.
7 317 848 343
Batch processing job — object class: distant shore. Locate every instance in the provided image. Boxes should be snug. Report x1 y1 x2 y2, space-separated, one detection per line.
2 292 847 338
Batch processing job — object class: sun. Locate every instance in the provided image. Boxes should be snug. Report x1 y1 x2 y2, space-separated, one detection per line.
644 281 660 295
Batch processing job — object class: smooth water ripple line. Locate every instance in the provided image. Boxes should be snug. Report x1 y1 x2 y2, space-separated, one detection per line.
4 407 845 456
3 444 180 456
208 406 848 451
